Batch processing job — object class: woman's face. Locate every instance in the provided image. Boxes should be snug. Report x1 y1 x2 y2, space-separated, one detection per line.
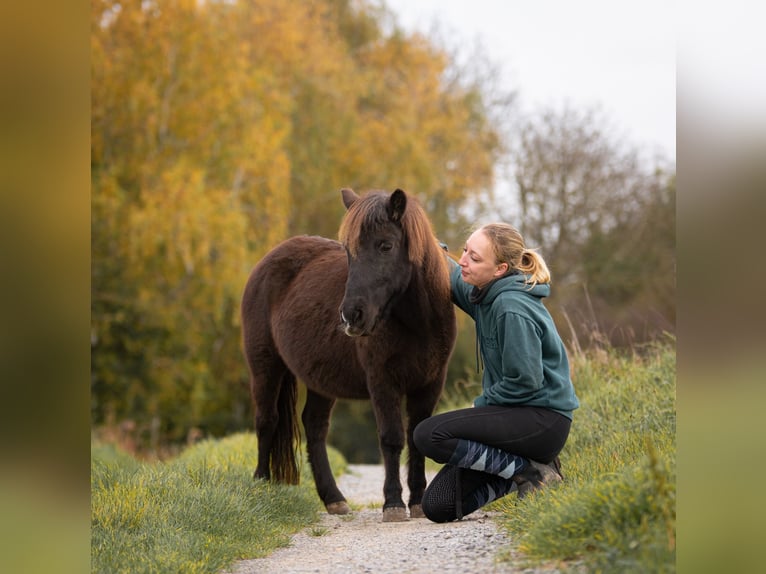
458 229 508 288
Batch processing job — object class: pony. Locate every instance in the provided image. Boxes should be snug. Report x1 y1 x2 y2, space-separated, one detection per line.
241 188 457 521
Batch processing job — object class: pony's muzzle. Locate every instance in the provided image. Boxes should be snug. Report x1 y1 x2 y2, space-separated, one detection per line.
339 305 370 337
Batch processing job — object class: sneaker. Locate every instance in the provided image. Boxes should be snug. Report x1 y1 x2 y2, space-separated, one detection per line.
549 455 564 480
512 459 563 499
467 473 518 512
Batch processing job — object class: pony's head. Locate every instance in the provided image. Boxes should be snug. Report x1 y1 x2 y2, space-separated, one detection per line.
337 188 442 337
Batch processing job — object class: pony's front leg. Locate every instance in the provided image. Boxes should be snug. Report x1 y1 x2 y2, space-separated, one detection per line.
405 383 444 518
302 391 350 515
371 394 408 522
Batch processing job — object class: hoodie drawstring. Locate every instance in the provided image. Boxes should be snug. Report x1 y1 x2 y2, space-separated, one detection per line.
474 325 483 374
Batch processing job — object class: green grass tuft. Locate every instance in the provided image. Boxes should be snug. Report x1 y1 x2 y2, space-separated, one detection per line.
91 433 345 574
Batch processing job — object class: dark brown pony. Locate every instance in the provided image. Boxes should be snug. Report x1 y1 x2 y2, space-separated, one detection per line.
241 188 456 521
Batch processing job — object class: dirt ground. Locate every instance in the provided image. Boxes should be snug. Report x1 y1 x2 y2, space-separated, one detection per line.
226 464 564 574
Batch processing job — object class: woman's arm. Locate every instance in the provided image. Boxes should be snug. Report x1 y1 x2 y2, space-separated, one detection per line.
449 259 474 315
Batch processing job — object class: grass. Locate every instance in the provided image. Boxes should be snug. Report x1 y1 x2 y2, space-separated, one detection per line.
492 340 676 573
92 342 675 573
91 433 346 574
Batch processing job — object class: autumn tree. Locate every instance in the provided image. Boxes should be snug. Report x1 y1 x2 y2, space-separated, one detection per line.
91 0 508 450
281 2 509 245
91 0 280 444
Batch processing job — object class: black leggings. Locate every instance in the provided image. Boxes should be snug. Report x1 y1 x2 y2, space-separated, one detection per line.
413 405 571 466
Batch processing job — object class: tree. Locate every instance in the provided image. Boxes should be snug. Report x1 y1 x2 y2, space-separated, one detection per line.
283 2 510 245
503 105 675 348
91 0 294 444
91 0 510 451
581 171 675 346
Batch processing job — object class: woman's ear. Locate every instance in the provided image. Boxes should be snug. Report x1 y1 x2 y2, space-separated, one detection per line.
494 262 509 277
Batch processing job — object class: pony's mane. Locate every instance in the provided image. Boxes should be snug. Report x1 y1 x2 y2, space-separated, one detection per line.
338 191 450 298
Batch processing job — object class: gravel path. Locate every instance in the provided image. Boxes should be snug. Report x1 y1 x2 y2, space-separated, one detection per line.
227 464 563 574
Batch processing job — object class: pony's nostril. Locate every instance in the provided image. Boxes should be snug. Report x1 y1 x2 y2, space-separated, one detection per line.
341 304 364 326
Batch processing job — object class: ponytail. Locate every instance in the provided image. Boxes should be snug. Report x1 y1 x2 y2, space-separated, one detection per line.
518 248 550 287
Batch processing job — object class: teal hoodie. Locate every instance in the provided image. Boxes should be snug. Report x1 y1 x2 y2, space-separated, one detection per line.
450 262 579 419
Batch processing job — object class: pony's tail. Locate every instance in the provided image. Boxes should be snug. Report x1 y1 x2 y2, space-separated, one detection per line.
270 371 302 485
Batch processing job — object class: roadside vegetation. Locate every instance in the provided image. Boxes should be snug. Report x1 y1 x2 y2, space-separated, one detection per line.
91 341 674 573
493 340 676 572
91 434 345 574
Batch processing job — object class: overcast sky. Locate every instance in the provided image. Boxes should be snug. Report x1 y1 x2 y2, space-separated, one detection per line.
384 0 677 161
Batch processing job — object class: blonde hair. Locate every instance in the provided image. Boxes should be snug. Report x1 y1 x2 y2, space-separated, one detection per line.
479 223 551 286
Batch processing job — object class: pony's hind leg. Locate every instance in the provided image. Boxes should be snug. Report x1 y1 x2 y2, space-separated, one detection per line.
253 396 274 481
302 390 349 515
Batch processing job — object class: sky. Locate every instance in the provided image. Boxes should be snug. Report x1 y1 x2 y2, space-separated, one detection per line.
384 0 677 161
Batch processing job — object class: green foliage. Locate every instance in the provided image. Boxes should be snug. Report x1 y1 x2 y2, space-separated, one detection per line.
327 400 382 464
91 433 346 574
494 342 676 572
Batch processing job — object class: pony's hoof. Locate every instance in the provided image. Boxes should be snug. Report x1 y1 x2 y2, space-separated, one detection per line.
382 506 408 522
409 504 424 519
326 501 351 515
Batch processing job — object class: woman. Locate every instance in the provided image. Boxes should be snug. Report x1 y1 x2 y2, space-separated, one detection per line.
414 223 579 522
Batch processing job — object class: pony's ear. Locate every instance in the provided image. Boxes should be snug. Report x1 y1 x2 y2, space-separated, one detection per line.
388 188 407 222
341 188 358 209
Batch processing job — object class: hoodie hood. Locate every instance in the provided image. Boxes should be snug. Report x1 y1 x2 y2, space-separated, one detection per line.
477 273 550 305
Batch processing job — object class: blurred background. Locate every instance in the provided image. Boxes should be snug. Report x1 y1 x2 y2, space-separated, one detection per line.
3 0 766 572
89 0 675 461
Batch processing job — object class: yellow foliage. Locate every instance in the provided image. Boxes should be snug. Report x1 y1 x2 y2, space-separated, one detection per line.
91 0 506 445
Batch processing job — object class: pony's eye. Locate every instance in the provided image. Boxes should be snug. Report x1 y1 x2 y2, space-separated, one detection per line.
379 241 393 253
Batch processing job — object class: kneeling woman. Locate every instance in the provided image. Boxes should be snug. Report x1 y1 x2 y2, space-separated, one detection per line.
415 223 579 522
